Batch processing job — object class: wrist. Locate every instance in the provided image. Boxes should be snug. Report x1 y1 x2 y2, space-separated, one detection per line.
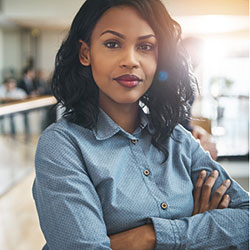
144 224 156 248
133 224 155 249
109 224 156 250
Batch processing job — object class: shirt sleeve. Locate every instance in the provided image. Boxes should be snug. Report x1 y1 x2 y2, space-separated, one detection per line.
32 128 111 250
151 132 249 250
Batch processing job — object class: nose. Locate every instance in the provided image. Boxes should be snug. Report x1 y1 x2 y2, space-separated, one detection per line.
119 47 139 69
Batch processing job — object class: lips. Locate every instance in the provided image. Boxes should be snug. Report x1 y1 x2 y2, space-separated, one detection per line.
114 74 142 88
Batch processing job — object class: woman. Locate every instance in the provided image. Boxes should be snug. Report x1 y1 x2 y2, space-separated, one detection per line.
33 0 249 249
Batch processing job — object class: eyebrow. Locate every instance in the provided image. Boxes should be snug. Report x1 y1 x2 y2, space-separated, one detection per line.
100 30 156 40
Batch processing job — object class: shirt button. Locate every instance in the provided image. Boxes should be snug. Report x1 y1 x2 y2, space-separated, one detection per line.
131 139 138 144
144 169 150 176
161 202 168 210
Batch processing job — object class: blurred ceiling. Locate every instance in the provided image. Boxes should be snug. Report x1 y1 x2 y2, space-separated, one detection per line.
163 0 249 16
0 0 249 34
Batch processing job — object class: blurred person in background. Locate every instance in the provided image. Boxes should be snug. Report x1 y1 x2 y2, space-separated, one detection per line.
34 70 57 130
0 77 27 135
18 67 37 139
35 69 51 96
181 37 218 160
0 77 27 102
18 67 38 97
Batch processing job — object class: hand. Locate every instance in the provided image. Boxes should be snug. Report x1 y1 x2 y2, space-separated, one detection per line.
200 140 218 161
192 125 209 141
109 224 155 250
192 170 231 215
192 126 218 160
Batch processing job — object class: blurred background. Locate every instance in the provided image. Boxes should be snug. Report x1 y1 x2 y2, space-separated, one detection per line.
0 0 248 249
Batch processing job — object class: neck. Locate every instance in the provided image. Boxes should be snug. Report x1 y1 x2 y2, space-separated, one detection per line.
99 100 139 134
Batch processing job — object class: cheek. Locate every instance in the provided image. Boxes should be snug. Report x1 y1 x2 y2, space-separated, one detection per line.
91 60 109 85
145 57 157 82
90 50 115 83
151 61 157 77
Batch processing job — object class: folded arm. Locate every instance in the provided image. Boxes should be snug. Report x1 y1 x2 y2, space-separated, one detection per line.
110 135 249 250
109 169 235 250
151 137 249 249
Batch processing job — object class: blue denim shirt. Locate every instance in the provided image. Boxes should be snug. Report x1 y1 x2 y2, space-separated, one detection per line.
33 108 249 250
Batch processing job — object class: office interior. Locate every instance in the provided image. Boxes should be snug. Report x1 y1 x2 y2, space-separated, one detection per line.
0 0 249 249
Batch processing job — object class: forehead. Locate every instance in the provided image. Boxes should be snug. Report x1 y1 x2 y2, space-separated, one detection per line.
91 5 155 37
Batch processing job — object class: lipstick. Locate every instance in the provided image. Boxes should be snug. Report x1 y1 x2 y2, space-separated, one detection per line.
114 74 142 88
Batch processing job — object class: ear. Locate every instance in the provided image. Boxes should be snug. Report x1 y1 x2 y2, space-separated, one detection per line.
79 40 91 66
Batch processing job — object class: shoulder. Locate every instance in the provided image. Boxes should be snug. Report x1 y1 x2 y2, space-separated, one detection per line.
172 124 193 143
42 118 88 135
35 119 91 179
38 118 93 151
168 124 202 159
43 118 76 133
36 119 93 166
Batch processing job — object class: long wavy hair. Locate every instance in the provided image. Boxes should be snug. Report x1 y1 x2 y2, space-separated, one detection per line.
52 0 196 162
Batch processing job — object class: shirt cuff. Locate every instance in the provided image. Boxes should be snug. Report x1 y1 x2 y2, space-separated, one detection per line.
150 217 180 250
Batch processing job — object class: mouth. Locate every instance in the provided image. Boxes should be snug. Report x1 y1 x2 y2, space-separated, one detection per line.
113 74 142 88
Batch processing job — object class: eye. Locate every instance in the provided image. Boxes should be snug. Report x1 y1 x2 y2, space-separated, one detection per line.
138 43 155 51
104 41 120 48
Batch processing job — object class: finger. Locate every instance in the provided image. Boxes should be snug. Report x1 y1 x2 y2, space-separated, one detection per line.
192 170 207 215
218 194 230 209
210 179 231 209
200 170 219 211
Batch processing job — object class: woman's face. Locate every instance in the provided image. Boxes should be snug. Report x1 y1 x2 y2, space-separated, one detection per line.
80 5 158 109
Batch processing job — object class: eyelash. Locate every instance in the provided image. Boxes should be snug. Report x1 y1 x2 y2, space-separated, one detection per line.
103 41 155 51
138 44 155 51
104 41 120 48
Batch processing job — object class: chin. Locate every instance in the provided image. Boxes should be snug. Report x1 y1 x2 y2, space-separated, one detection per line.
114 96 140 105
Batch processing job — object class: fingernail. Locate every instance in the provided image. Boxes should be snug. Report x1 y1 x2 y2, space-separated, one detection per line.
225 179 231 185
225 194 230 199
200 170 206 177
212 170 219 177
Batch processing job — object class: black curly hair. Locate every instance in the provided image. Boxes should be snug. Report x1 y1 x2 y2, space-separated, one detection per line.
52 0 196 162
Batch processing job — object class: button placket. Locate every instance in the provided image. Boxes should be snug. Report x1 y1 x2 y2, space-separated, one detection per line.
129 136 169 215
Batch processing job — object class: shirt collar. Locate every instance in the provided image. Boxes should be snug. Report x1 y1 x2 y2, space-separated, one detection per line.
93 107 149 140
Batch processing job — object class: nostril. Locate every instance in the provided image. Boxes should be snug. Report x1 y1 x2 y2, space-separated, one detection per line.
120 64 139 69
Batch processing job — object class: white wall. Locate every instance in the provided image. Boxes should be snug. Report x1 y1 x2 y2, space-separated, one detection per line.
0 27 68 81
2 0 84 28
3 29 22 75
3 0 248 19
38 29 67 77
163 0 248 16
0 29 3 83
3 0 84 18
